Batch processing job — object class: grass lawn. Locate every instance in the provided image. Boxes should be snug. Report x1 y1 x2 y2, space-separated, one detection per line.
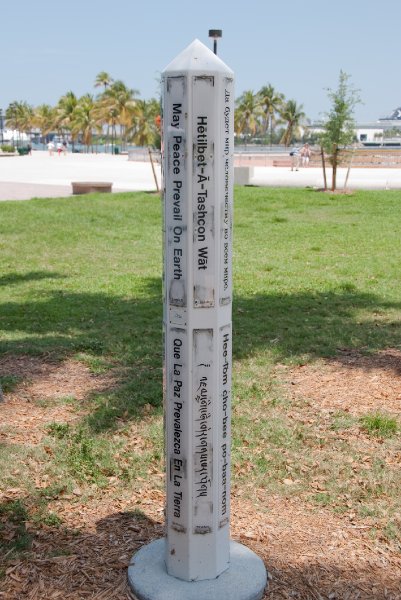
0 187 400 597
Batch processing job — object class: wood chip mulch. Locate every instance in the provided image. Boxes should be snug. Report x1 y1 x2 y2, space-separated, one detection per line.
1 490 400 599
1 353 400 599
284 348 401 415
0 356 116 445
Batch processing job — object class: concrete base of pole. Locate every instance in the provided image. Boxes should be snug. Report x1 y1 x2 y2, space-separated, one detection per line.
128 538 268 600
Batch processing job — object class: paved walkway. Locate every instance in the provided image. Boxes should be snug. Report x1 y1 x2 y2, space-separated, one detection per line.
1 151 401 201
0 182 72 201
0 152 161 201
251 166 401 190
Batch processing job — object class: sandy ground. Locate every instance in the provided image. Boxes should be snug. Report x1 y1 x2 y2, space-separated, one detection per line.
1 151 401 201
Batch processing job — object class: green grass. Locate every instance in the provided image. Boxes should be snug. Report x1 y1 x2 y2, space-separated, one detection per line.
0 375 21 392
0 500 32 555
0 188 400 550
1 188 401 365
233 188 401 362
360 413 398 437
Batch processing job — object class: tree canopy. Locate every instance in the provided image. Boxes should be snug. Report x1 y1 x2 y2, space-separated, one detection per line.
234 85 308 145
320 71 361 190
320 71 360 153
4 73 310 149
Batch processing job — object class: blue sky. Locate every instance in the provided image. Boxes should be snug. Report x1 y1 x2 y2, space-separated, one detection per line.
2 0 400 122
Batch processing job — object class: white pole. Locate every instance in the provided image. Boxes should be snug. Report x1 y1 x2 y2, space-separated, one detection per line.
128 39 267 600
162 38 233 582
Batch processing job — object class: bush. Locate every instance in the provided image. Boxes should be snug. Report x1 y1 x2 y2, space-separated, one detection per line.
1 145 15 153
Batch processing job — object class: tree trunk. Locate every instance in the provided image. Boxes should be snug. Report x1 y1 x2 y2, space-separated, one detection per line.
344 150 354 190
321 146 327 190
269 115 273 148
332 144 338 191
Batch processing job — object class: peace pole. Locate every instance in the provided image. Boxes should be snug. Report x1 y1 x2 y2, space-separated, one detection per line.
128 39 267 600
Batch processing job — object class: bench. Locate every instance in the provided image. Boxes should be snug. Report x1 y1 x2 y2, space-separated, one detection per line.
71 182 113 195
272 159 292 167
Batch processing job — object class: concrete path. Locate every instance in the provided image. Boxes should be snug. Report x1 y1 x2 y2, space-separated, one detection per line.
251 166 401 190
1 151 401 201
0 182 72 201
0 152 160 201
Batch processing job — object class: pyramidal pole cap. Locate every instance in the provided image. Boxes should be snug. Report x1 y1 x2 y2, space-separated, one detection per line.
162 39 233 75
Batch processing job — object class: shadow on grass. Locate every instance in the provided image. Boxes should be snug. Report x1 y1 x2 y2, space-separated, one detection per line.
0 271 65 287
233 286 401 362
0 277 163 429
1 278 401 430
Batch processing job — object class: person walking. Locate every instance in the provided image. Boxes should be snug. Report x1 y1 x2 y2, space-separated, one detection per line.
300 143 311 167
289 146 300 171
47 140 55 156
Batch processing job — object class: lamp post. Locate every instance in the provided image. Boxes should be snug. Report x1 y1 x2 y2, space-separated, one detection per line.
208 29 222 55
0 109 3 145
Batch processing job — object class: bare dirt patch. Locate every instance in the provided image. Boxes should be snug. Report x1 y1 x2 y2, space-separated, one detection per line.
283 348 401 416
233 495 401 599
0 356 117 445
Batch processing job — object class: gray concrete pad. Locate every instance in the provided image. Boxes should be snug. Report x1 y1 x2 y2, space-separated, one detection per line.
128 538 268 600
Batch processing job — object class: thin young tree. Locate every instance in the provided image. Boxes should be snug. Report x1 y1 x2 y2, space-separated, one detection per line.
320 71 361 191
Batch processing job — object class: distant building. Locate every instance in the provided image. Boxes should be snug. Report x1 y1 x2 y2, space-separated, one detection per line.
2 129 30 143
309 106 401 146
379 107 401 121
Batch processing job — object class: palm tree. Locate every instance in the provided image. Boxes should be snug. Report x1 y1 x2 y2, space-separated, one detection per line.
128 98 160 147
279 100 306 146
34 104 56 146
71 94 99 152
94 71 113 92
258 84 285 146
19 103 34 138
5 101 34 146
56 91 78 147
94 72 114 149
95 80 138 151
234 90 262 143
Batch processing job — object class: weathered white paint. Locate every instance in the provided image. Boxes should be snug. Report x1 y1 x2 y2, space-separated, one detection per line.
162 39 234 582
